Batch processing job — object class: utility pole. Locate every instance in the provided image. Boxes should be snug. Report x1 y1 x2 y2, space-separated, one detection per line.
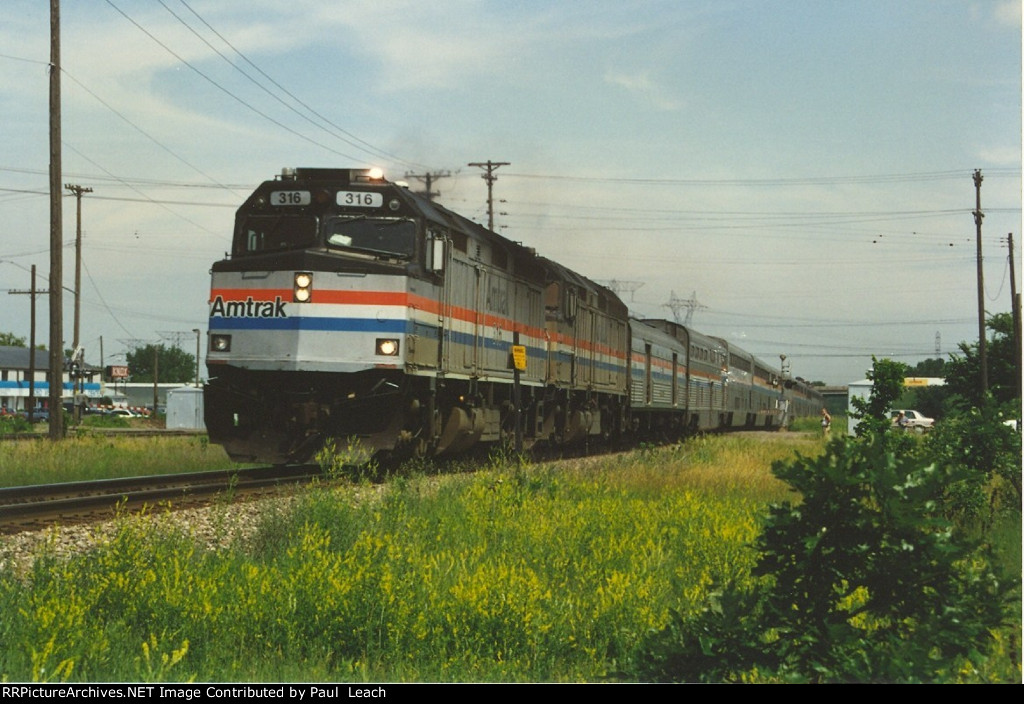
65 184 91 425
153 347 159 419
403 170 450 201
49 0 64 440
7 265 47 421
972 169 988 396
192 328 201 387
65 184 91 352
1008 233 1021 400
468 160 509 231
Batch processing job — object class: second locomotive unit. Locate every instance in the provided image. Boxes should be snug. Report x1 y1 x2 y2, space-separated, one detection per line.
205 168 821 464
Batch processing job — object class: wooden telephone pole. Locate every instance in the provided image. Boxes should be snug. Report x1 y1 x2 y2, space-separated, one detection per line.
65 184 92 352
972 169 987 396
7 266 47 421
49 0 64 440
1008 233 1021 401
468 160 509 231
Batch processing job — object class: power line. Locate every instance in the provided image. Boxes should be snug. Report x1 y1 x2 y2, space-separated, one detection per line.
102 0 369 163
60 69 243 197
60 141 226 239
82 257 136 339
503 168 1021 187
169 0 422 170
0 165 249 189
0 52 49 66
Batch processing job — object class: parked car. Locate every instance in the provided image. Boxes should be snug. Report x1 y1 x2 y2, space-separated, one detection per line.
891 409 934 433
17 408 50 423
105 408 138 418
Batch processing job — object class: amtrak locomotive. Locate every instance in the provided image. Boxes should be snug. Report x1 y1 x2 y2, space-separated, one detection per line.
205 168 822 464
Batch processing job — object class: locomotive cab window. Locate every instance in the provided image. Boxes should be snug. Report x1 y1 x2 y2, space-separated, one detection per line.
235 215 317 256
325 216 416 259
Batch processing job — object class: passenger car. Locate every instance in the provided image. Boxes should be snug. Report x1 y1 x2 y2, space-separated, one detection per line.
891 409 934 433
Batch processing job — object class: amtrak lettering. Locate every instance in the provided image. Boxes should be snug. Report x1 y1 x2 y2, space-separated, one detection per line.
210 295 287 318
486 285 509 315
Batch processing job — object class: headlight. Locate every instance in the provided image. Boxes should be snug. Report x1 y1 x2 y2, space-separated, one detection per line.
294 272 313 302
376 338 400 356
211 334 232 352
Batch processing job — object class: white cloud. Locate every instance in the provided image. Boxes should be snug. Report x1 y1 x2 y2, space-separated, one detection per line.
603 69 683 112
993 1 1022 27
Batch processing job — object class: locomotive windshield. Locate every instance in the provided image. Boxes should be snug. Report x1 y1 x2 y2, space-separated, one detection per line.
325 216 416 259
234 215 317 256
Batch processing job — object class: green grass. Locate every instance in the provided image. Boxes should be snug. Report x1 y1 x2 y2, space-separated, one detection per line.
788 414 845 434
0 435 810 682
0 433 1017 682
0 434 240 487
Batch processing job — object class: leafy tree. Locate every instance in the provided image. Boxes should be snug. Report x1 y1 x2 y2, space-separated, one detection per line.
899 384 948 421
926 397 1021 531
907 357 946 378
630 358 1013 683
850 357 907 438
125 344 196 383
0 331 46 352
0 331 27 347
944 313 1018 407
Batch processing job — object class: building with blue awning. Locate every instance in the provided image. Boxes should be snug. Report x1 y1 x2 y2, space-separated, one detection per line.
0 345 101 412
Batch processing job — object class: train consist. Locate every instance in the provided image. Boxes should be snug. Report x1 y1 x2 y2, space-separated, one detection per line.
204 168 823 464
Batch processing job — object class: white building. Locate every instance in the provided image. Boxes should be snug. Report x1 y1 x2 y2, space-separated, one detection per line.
0 345 101 412
166 386 205 430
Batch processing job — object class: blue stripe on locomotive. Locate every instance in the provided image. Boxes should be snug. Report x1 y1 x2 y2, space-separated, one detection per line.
210 315 627 376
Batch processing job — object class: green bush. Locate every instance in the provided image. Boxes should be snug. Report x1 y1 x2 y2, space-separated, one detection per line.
79 414 130 429
630 359 1018 683
632 434 1014 682
924 398 1021 531
0 414 31 434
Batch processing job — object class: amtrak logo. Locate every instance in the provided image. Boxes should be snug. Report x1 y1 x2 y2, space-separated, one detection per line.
210 295 287 318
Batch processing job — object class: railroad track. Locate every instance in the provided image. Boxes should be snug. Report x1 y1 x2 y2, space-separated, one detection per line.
0 466 320 534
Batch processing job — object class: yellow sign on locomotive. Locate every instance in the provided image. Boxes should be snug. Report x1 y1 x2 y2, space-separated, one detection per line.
509 345 527 371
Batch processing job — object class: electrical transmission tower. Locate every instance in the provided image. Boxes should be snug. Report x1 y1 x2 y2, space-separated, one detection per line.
600 279 644 302
157 331 196 349
664 290 706 326
403 170 451 201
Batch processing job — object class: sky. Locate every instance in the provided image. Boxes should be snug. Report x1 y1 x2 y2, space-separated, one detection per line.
0 0 1020 386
